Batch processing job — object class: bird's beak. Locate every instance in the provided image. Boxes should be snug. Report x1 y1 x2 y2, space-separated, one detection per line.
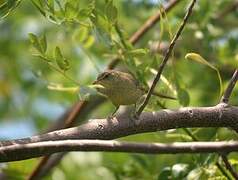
90 82 105 90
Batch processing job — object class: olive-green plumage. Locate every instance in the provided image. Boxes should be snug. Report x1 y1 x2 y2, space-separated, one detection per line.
93 70 144 109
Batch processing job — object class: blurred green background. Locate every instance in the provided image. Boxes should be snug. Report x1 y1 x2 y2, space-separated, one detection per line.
0 0 238 179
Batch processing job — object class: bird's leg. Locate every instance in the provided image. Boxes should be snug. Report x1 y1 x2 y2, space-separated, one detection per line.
107 106 119 120
130 103 139 120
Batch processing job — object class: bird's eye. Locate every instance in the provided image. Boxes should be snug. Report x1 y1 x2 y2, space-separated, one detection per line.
97 71 113 81
104 73 110 79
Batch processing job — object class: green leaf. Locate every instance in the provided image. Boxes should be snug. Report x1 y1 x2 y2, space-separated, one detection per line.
47 0 54 13
47 84 79 93
39 34 47 54
185 53 215 70
65 2 77 20
77 0 94 20
30 0 46 17
187 167 204 180
165 133 193 141
75 27 88 43
54 46 70 71
229 159 238 166
177 88 190 106
158 167 171 180
127 49 149 57
185 53 223 97
91 10 112 34
83 35 94 48
0 0 22 19
171 164 189 179
28 33 44 54
105 0 117 24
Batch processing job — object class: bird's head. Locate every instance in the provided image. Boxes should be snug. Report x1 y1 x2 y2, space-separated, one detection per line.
93 70 120 94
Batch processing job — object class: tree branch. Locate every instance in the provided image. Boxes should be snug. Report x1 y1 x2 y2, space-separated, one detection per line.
2 140 238 162
215 0 238 20
136 0 197 115
221 69 238 104
1 104 238 147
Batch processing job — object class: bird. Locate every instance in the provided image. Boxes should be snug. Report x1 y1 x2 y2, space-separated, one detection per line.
93 70 144 117
93 70 176 117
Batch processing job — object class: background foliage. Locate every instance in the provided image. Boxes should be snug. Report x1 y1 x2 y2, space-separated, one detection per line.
0 0 238 179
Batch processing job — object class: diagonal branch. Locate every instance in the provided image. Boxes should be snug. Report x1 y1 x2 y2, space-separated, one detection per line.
221 154 238 180
136 0 197 115
215 0 238 20
2 140 238 162
220 69 238 104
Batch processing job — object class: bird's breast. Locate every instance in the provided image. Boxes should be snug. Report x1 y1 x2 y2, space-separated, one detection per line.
108 84 143 106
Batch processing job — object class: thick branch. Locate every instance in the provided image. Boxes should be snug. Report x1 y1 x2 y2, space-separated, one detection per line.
1 104 238 147
1 140 238 162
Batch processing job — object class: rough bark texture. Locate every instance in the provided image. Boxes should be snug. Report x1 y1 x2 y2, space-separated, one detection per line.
1 103 237 147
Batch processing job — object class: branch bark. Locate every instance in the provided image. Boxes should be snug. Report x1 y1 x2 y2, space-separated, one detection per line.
2 140 238 162
1 104 238 147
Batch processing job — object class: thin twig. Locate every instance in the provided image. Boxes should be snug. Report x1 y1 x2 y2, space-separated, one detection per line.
129 0 179 44
27 155 50 180
136 0 197 115
221 69 238 104
215 162 233 180
107 0 180 69
221 154 238 179
215 0 238 20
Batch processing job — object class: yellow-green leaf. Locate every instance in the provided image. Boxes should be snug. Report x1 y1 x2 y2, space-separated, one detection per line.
54 46 70 71
28 33 44 54
65 2 77 19
83 35 94 48
185 53 223 97
105 0 117 24
47 84 79 93
74 27 88 43
127 49 148 57
39 34 47 54
185 53 215 70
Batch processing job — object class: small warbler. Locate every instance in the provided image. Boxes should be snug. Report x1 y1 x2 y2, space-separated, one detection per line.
93 70 175 117
93 70 144 116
